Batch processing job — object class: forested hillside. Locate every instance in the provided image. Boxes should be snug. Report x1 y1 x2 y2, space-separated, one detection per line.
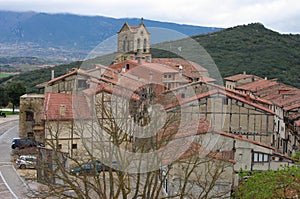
2 23 300 93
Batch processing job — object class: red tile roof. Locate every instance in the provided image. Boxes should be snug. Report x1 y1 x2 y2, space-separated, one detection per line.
47 69 88 85
275 93 300 107
236 79 279 93
224 74 259 82
42 92 91 120
164 89 275 115
213 130 275 150
152 58 208 79
225 87 272 105
156 118 210 142
294 120 300 127
83 82 140 101
160 141 235 166
284 102 300 111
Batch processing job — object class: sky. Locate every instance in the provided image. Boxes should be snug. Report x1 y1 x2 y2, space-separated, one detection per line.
0 0 299 34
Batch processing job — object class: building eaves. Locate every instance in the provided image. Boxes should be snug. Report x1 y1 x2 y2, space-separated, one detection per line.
224 74 257 82
164 89 275 115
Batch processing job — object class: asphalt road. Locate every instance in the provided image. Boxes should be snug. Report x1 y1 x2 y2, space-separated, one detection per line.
0 118 32 199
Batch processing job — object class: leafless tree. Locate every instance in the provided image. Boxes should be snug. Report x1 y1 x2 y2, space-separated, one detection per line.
35 84 233 199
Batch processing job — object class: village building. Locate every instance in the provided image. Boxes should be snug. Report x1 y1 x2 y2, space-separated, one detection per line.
18 22 299 197
225 73 300 156
19 94 45 144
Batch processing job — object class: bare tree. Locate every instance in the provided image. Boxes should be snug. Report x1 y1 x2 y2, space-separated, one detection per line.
35 83 233 199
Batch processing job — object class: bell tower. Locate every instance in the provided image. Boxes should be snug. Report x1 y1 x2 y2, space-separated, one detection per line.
117 19 150 54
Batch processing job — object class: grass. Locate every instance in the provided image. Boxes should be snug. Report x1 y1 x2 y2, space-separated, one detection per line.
0 73 14 78
0 110 20 115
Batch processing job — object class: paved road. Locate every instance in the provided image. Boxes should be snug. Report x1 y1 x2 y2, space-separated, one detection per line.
0 117 32 199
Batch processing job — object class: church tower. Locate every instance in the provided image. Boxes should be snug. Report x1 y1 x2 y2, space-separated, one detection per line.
117 20 150 54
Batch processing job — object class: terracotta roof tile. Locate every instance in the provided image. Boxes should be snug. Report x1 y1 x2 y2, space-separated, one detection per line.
224 74 259 82
83 82 140 101
47 69 88 85
156 118 210 142
236 79 279 93
152 58 210 80
225 87 272 105
284 102 300 111
164 89 275 115
275 93 300 107
294 120 300 127
42 92 91 120
213 130 275 150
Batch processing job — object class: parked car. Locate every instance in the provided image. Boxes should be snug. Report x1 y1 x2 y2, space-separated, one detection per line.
15 155 37 169
11 138 37 149
70 160 121 176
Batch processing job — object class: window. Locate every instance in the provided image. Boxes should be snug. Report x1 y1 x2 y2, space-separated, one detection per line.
253 152 269 162
253 153 258 162
263 154 268 162
123 40 126 51
143 38 147 52
78 79 87 89
26 111 34 121
222 98 228 105
60 105 66 116
72 144 77 149
27 132 34 138
137 38 141 49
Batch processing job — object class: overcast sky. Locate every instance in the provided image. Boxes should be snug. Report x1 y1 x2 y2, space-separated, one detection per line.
0 0 299 33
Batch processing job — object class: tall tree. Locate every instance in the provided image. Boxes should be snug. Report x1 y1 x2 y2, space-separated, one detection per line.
0 85 9 107
6 81 26 113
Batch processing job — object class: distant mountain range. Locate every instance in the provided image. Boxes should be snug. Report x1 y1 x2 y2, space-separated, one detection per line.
0 11 222 60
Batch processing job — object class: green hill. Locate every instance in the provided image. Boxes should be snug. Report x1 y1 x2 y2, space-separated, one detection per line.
2 23 300 92
153 23 300 88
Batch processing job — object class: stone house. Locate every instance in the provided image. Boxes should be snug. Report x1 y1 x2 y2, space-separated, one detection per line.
42 92 91 158
225 73 300 156
19 94 45 143
163 88 275 145
224 72 261 90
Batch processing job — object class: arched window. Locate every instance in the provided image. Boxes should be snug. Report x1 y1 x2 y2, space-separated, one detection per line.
123 40 126 52
137 38 141 50
143 38 147 52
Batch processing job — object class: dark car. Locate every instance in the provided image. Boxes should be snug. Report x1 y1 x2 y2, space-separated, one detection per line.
11 138 37 149
70 160 121 176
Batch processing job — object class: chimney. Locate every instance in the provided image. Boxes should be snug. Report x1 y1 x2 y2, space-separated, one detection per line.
51 70 55 80
149 71 153 82
243 71 246 75
137 56 142 64
118 72 121 83
246 94 250 101
179 65 183 76
264 77 268 80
